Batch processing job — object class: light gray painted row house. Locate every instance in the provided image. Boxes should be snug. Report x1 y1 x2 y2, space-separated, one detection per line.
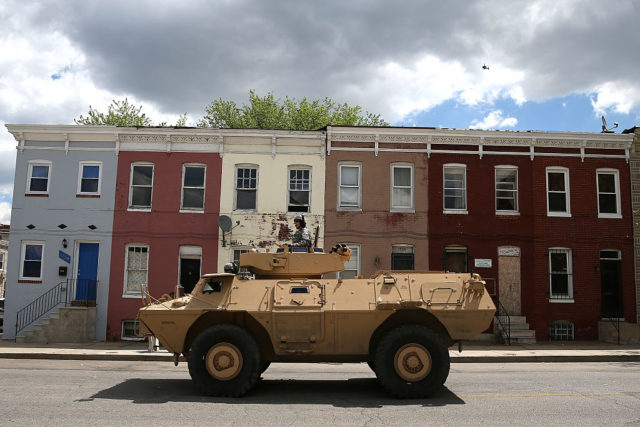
3 126 118 340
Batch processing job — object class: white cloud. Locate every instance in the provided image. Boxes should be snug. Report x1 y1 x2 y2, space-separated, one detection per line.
0 201 10 224
590 81 640 116
470 110 518 130
357 55 526 122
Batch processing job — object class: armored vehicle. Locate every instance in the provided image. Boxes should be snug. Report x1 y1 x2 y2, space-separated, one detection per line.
137 244 495 398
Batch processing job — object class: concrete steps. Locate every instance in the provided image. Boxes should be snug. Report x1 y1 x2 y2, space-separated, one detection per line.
495 315 537 344
16 307 95 344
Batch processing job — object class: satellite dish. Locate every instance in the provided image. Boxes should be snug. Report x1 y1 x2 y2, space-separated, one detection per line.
218 215 232 232
601 115 618 133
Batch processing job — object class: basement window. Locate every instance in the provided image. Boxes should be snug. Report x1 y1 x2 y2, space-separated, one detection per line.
549 320 574 341
121 319 143 341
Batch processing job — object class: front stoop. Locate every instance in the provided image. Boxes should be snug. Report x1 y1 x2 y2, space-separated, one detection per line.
495 315 537 344
598 320 640 344
18 306 96 344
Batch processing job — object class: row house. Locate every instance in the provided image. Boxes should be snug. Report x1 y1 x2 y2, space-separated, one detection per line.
216 131 326 273
3 125 118 340
3 125 325 341
3 124 638 342
325 126 636 341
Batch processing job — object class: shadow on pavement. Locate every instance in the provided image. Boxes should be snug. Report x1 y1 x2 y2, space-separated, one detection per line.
86 378 465 407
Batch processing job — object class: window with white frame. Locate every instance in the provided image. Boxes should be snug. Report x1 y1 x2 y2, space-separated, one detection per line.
443 164 467 211
235 166 258 211
338 243 360 279
391 164 413 210
495 166 518 213
549 248 573 300
182 164 206 210
77 162 102 195
546 168 570 216
338 163 361 209
27 161 51 194
288 168 311 213
129 163 154 210
121 319 142 340
596 169 621 218
124 245 149 296
20 241 44 280
0 251 4 271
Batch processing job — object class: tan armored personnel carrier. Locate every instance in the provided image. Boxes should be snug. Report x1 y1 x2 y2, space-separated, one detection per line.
137 244 496 398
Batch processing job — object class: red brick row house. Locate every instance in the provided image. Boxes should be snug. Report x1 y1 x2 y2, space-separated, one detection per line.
324 126 636 341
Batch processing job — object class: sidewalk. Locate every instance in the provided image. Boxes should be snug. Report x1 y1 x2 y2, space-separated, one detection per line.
0 336 638 363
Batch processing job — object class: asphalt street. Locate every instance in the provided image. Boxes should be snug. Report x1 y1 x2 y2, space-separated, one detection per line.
0 360 638 426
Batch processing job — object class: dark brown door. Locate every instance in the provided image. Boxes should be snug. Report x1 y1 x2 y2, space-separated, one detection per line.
601 260 622 318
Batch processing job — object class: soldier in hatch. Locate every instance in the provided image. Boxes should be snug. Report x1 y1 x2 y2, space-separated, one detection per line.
289 215 312 248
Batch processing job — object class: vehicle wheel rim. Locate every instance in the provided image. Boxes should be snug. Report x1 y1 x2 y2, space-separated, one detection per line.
393 343 432 382
205 342 243 381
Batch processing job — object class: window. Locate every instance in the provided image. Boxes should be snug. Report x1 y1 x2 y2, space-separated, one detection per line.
121 319 142 340
546 168 570 216
391 164 413 210
549 320 574 341
549 248 573 301
27 161 51 194
182 164 206 211
129 164 154 210
495 166 518 213
391 245 414 270
443 165 467 211
20 241 44 280
596 169 621 218
0 252 4 271
338 243 360 279
233 248 250 274
444 246 467 273
77 162 102 195
235 166 257 211
124 245 149 296
288 168 311 213
338 163 361 209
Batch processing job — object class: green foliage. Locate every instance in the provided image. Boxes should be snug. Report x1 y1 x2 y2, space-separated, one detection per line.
198 90 388 130
75 99 189 127
75 98 153 126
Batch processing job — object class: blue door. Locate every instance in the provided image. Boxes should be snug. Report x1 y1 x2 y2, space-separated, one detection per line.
76 243 99 302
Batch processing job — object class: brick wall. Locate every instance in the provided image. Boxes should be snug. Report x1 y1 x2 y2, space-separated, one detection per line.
325 146 428 277
428 152 635 340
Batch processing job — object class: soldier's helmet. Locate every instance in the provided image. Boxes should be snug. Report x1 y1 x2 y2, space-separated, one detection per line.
293 215 306 227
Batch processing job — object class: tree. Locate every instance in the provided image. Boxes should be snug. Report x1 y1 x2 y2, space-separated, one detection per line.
75 98 189 127
198 90 388 130
75 98 153 126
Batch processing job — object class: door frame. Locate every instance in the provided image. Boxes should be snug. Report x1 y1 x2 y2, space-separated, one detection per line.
600 249 623 319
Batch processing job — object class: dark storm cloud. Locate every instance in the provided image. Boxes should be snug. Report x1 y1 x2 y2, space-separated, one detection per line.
20 0 486 116
7 0 640 119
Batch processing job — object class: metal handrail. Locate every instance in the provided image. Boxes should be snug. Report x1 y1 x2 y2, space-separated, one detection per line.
15 278 98 337
15 281 68 337
494 299 511 345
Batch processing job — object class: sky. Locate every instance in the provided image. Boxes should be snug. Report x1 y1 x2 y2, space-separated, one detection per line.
1 0 639 224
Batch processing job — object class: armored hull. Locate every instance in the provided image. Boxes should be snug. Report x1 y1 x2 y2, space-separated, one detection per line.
138 248 495 397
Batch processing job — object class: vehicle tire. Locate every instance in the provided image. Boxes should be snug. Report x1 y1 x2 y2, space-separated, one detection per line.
188 324 262 397
366 360 375 373
373 324 450 398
